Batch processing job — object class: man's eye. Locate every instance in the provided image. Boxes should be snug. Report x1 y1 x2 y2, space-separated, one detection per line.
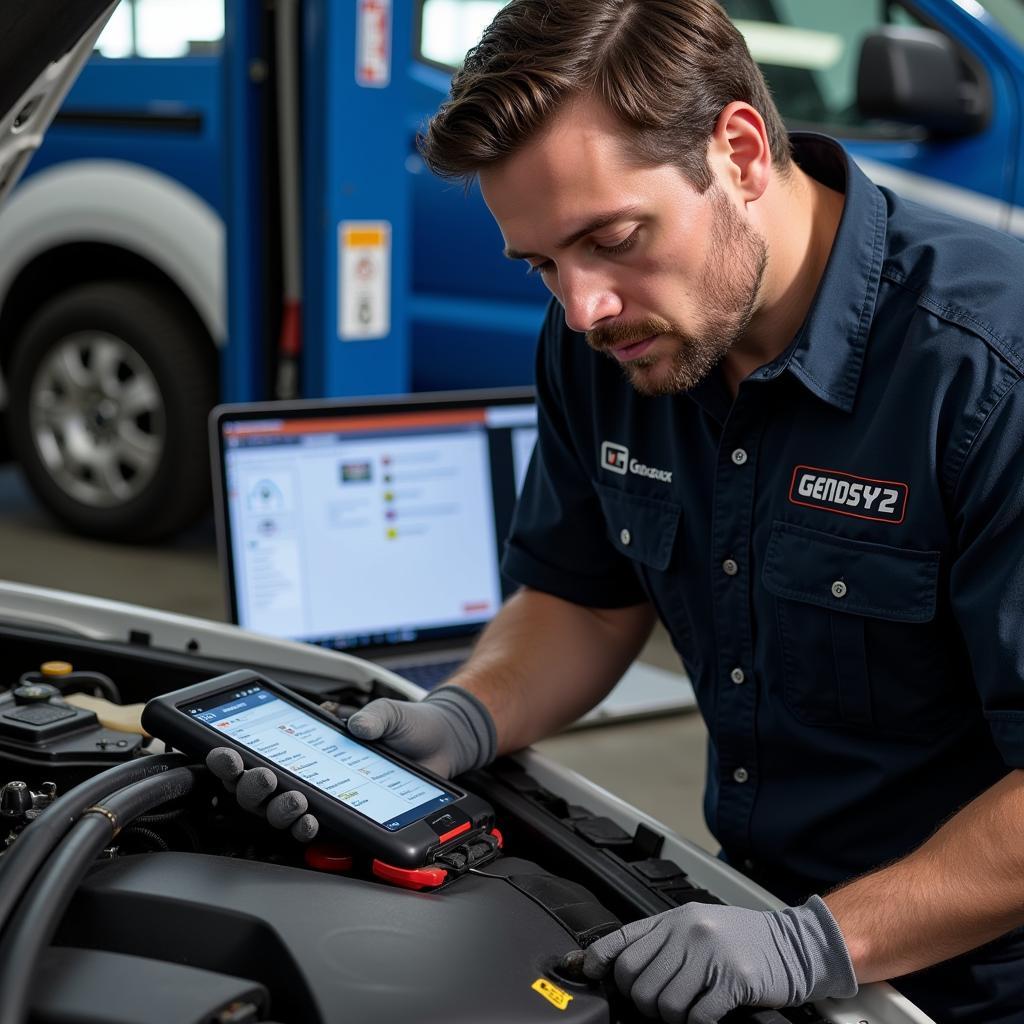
596 230 639 256
526 261 553 276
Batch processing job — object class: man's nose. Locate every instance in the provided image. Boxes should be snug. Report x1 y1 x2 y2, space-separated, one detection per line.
557 267 622 334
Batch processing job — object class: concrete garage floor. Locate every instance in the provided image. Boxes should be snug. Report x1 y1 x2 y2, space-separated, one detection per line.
0 464 716 852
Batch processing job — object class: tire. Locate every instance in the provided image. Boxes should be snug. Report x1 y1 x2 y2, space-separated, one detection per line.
7 281 217 542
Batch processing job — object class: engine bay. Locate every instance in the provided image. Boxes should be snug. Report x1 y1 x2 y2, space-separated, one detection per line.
0 612 908 1024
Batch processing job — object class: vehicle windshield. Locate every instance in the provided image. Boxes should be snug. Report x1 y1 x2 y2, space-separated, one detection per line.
974 0 1024 46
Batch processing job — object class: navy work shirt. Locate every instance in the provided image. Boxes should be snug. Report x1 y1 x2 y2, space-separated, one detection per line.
503 134 1024 912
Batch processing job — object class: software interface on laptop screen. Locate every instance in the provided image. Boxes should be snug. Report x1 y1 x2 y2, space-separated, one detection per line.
220 400 538 652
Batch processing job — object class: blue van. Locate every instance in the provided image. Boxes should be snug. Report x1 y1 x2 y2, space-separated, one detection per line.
0 0 1020 539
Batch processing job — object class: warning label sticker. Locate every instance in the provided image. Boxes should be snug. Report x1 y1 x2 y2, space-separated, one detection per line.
356 0 391 88
338 221 391 341
531 978 574 1011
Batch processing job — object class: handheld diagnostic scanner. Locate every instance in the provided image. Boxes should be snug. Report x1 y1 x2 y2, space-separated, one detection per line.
142 670 497 879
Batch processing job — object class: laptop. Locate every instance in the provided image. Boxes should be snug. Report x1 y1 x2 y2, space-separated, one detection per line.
210 387 694 726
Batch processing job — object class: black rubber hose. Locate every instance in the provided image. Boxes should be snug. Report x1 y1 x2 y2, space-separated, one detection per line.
134 806 187 824
59 672 123 704
0 765 200 1024
18 670 122 704
0 752 188 936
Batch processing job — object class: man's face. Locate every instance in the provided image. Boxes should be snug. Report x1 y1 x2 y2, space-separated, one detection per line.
479 99 768 396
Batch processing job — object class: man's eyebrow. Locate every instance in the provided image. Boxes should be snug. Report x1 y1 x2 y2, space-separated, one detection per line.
503 206 641 261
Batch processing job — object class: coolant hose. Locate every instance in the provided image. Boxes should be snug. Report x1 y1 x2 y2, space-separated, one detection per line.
0 764 200 1024
0 752 188 935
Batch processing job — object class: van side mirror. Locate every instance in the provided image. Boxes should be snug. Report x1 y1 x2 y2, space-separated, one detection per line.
856 26 988 136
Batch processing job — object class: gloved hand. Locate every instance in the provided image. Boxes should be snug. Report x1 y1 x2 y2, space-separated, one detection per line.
583 895 858 1023
206 748 319 842
206 686 496 843
344 685 497 779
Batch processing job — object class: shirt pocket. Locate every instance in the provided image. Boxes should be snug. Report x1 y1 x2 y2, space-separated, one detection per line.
595 484 681 570
594 483 698 661
762 521 953 735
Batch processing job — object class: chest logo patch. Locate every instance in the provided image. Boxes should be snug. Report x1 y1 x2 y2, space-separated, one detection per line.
601 441 673 483
788 465 908 524
601 441 629 475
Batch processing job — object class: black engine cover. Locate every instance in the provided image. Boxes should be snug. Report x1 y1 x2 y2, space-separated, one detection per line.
54 853 611 1023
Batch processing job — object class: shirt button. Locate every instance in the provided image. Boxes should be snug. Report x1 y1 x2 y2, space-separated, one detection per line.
831 580 848 599
733 767 749 784
730 667 746 685
730 448 748 466
722 558 739 576
620 528 632 546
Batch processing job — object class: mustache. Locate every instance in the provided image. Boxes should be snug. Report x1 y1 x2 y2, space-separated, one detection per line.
586 317 677 351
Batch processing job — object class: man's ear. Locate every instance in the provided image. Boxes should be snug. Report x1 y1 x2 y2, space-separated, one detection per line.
707 102 771 204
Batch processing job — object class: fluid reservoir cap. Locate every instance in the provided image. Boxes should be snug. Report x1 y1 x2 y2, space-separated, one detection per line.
1 781 32 819
13 683 61 705
40 661 73 677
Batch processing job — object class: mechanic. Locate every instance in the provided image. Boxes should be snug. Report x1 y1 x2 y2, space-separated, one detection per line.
216 1 1024 1021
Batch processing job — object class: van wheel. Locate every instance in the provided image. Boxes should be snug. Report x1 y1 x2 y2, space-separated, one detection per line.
7 281 217 541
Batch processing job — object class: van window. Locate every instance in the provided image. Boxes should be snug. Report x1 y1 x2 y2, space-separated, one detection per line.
722 0 928 135
418 0 939 138
418 0 508 69
96 0 224 59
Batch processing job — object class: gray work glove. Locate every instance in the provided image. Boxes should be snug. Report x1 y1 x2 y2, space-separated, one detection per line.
583 895 857 1023
206 687 495 843
206 748 319 843
344 685 497 779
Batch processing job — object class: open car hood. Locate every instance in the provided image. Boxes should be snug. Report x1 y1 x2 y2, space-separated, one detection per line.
0 580 936 1023
0 1 117 207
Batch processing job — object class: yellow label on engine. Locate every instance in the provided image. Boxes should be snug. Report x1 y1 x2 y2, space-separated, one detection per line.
531 978 573 1011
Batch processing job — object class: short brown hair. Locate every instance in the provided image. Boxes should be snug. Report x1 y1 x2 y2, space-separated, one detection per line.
420 0 791 191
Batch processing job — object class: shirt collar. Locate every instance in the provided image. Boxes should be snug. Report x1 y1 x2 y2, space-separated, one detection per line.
771 133 888 413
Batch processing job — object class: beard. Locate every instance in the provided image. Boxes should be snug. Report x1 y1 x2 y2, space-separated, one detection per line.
586 186 768 396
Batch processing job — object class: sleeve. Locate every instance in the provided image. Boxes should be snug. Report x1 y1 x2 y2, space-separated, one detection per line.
950 374 1024 767
501 299 649 608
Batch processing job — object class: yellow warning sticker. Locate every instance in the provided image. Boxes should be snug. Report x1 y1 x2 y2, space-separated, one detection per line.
338 220 392 340
531 978 574 1011
344 227 385 248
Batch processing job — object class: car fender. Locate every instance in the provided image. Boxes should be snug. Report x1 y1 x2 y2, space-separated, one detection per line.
0 158 226 345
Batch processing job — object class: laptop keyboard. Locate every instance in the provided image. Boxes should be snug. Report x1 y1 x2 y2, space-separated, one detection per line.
393 660 463 690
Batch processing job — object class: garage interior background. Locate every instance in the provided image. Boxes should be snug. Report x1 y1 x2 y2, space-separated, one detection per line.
8 0 1024 860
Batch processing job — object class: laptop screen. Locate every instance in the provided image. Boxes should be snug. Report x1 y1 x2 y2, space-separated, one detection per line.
212 389 537 654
